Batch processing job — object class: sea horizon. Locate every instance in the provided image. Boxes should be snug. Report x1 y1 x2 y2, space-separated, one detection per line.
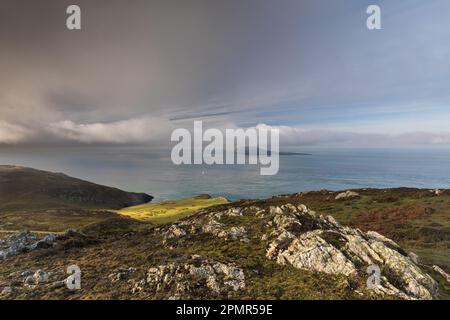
2 146 450 202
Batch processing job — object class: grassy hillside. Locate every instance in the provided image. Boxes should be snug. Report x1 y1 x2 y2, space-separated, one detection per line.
0 209 123 234
0 165 154 234
117 195 229 225
0 165 153 212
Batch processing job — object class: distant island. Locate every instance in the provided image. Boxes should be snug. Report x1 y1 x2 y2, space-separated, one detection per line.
278 151 312 156
243 147 312 156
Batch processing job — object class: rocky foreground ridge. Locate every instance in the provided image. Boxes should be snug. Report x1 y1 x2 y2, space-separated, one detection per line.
0 198 446 300
153 203 438 299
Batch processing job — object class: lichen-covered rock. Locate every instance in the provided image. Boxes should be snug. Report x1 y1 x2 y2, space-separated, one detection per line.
269 206 283 215
266 230 296 260
157 200 438 300
165 225 186 239
268 230 356 276
24 276 35 285
366 231 402 252
369 241 437 299
109 267 137 283
33 270 49 284
265 203 438 300
133 257 245 299
1 286 13 295
430 189 442 196
408 252 420 265
201 219 225 237
161 207 250 243
0 231 38 260
335 191 360 200
432 265 450 283
0 230 66 261
225 208 243 217
217 226 249 242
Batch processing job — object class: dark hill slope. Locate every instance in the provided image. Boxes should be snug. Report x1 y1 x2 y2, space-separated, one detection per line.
0 165 153 211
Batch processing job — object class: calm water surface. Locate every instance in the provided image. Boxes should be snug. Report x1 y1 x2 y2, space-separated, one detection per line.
1 147 450 201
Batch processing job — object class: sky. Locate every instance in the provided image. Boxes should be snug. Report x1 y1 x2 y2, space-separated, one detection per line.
1 0 450 148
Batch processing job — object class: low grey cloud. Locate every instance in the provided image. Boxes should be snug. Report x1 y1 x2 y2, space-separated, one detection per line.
2 117 450 148
1 0 449 148
0 121 32 144
48 117 171 144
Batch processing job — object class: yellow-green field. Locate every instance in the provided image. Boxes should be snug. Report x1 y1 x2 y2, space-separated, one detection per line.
116 196 229 225
0 196 229 234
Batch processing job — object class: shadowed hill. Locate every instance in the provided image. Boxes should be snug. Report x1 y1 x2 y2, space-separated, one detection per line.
0 165 153 212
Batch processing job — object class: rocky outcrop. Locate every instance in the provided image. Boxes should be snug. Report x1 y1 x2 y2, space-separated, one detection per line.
432 265 450 283
131 256 245 299
0 229 90 261
0 231 56 260
0 268 68 296
430 189 443 196
153 201 439 300
1 286 13 295
161 207 250 243
108 267 137 283
335 191 360 200
24 270 51 288
268 230 357 276
264 204 438 300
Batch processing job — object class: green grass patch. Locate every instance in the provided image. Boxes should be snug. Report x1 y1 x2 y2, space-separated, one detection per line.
117 196 229 225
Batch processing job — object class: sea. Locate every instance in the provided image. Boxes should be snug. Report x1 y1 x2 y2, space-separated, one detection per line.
1 146 450 202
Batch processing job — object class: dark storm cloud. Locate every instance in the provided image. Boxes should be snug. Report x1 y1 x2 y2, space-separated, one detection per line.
1 0 450 146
